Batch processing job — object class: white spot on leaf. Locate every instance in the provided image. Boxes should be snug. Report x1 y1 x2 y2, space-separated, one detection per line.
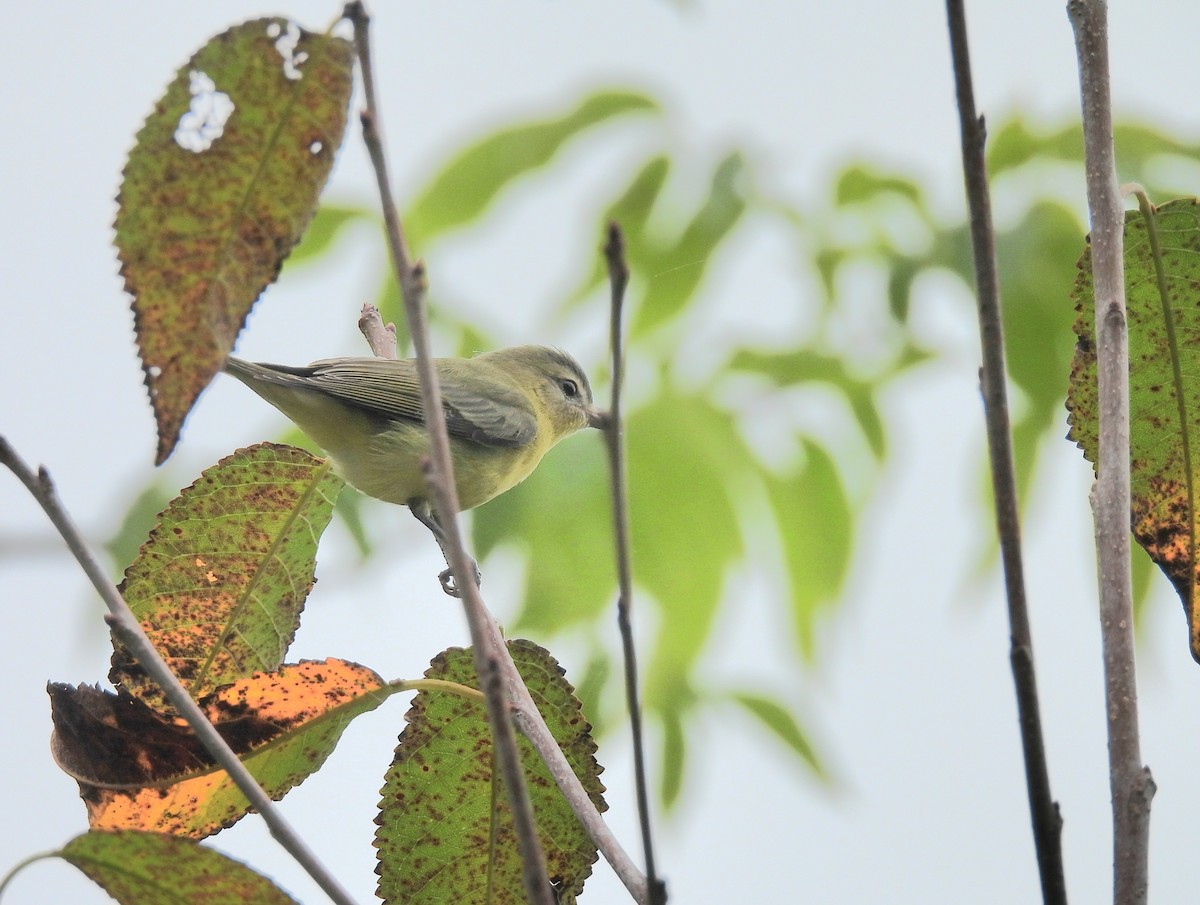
174 71 235 153
272 20 306 81
309 140 323 155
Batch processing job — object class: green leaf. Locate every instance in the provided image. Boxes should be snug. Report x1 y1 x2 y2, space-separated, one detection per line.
995 201 1086 498
110 443 344 712
563 155 673 311
102 479 176 578
628 393 744 697
573 652 613 739
406 91 659 245
659 706 686 809
729 692 824 776
607 155 671 240
375 641 605 905
834 164 923 206
474 437 614 633
729 348 891 458
285 203 372 267
1066 197 1200 659
116 18 354 463
768 442 852 659
632 152 748 335
333 485 372 558
987 117 1200 196
58 830 298 904
986 119 1084 175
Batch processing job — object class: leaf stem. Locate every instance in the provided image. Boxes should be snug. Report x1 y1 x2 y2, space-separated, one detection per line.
0 437 359 905
944 2 1066 902
1067 3 1155 901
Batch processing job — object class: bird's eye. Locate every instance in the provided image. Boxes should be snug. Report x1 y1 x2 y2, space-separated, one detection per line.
560 378 579 399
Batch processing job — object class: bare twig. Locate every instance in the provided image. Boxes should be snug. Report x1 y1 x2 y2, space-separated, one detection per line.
0 437 359 905
1067 2 1155 902
346 5 552 904
358 303 398 359
602 223 665 905
944 3 1066 902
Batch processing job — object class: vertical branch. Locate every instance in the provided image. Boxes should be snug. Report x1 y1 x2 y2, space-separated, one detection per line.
944 3 1066 902
347 6 649 903
1067 3 1155 903
345 5 552 904
345 8 652 899
602 223 666 905
0 439 359 905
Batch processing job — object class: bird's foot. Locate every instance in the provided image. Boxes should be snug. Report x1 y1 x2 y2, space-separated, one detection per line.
438 559 482 597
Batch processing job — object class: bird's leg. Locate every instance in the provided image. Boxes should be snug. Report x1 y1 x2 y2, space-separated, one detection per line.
408 500 481 597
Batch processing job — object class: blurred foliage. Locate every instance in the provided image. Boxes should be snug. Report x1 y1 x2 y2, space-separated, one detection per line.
107 91 1200 807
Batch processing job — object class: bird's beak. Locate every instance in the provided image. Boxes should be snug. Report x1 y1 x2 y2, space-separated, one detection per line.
586 407 611 430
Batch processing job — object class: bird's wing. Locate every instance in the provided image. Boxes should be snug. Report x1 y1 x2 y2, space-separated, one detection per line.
305 357 538 448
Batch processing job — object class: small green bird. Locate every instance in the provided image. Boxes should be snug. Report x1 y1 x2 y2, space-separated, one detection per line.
223 346 603 578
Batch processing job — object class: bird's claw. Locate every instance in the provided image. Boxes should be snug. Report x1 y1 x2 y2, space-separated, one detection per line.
438 561 482 597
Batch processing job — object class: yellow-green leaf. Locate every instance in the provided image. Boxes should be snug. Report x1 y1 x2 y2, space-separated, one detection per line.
474 438 614 634
110 444 344 711
375 641 605 905
628 393 744 696
1067 197 1200 660
766 442 852 659
729 692 824 776
116 17 353 463
59 830 298 905
632 152 748 336
406 91 658 245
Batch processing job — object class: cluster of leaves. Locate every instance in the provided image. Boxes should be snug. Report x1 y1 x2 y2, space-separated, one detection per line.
284 122 1200 796
7 6 1200 905
16 17 607 904
46 440 606 902
100 43 1200 818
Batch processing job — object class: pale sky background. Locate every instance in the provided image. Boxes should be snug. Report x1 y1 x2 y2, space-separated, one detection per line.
4 2 1200 903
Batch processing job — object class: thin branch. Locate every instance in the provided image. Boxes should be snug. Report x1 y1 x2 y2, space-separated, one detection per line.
602 223 665 905
943 3 1066 902
0 437 359 905
346 5 552 904
346 7 651 900
1067 2 1155 902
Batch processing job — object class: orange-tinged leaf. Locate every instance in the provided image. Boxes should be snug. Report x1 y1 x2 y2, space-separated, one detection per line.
375 641 606 905
110 444 343 714
59 830 299 905
49 683 212 787
115 18 353 463
68 660 396 837
1067 197 1200 660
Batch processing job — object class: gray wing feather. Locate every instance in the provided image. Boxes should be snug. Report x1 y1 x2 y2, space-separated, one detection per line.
284 357 536 448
